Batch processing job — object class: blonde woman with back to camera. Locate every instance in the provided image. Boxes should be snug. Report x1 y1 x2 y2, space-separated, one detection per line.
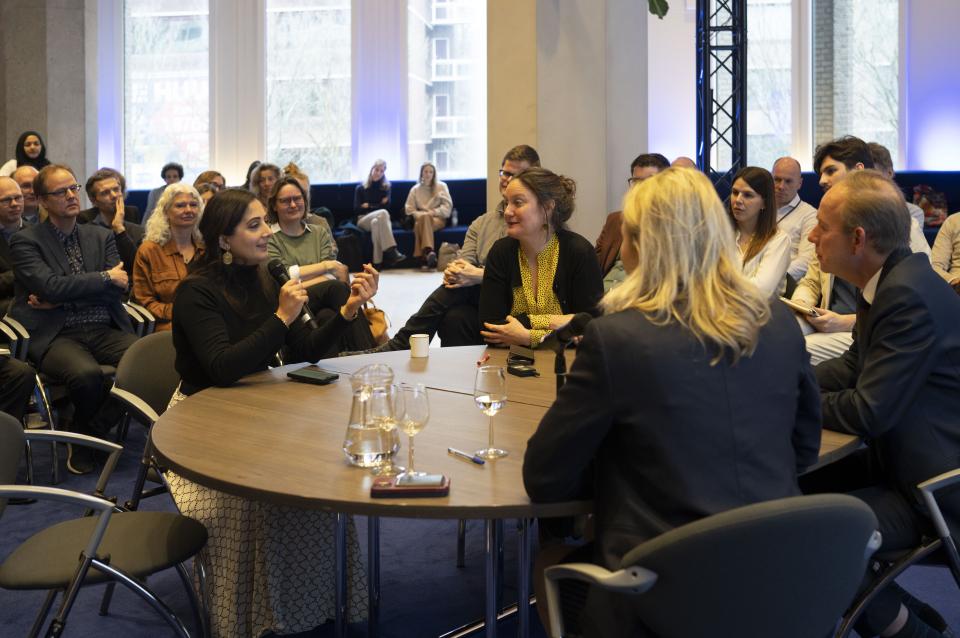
523 167 821 637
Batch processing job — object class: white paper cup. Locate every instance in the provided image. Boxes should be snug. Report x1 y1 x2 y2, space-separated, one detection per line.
410 334 430 358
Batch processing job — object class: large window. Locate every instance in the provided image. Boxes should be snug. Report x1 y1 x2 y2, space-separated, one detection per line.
747 0 793 170
813 0 899 164
265 0 351 183
407 0 487 180
124 0 209 189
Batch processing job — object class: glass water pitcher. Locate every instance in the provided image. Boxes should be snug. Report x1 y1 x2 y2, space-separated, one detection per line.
342 364 401 468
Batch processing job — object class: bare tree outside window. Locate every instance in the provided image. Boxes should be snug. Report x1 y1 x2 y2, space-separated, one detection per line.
124 0 210 189
265 0 352 182
814 0 899 164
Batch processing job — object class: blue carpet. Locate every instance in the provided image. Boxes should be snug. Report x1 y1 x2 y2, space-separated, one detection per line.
2 425 957 636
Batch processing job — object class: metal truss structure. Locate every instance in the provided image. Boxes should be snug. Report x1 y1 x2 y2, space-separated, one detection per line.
696 0 747 192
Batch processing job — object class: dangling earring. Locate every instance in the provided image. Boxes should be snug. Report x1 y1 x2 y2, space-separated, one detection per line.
221 249 233 265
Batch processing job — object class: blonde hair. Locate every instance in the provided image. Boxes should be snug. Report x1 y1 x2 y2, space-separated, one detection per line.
602 167 770 364
364 159 389 190
145 182 204 245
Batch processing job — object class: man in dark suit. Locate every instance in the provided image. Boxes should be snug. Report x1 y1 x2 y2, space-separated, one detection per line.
0 176 30 313
9 164 136 475
809 170 960 638
79 168 144 282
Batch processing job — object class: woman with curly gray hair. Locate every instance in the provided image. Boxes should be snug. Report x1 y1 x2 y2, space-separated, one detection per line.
132 182 204 330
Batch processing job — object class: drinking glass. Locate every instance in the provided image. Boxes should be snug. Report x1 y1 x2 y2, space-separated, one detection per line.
398 384 430 477
369 383 404 476
473 365 508 460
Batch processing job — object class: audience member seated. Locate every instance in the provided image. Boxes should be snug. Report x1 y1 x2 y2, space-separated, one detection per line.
8 164 137 475
80 168 144 280
931 211 960 292
353 159 405 267
193 169 226 193
523 167 821 637
0 176 28 314
131 183 204 331
0 130 51 178
267 177 377 352
595 153 670 292
479 168 603 348
671 155 697 168
404 162 452 269
169 188 376 637
248 161 280 209
267 176 345 283
240 160 260 190
772 156 818 282
728 166 792 296
12 166 40 225
353 144 541 353
281 162 336 230
802 170 960 638
869 142 926 227
143 162 183 225
790 136 931 365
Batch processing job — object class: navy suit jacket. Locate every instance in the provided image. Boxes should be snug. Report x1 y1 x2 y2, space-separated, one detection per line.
817 249 960 528
8 221 134 362
523 301 822 569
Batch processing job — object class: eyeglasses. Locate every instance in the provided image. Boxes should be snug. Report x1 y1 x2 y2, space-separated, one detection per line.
277 195 304 207
0 195 24 206
498 170 517 180
627 177 643 186
44 184 82 199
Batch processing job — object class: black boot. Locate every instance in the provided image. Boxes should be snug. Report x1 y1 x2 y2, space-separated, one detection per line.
383 246 406 267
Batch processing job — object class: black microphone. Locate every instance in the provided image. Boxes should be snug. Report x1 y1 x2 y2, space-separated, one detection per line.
539 312 593 352
267 259 319 329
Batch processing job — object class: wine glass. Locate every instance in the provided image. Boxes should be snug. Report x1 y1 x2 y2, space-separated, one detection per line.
398 384 430 478
474 365 508 460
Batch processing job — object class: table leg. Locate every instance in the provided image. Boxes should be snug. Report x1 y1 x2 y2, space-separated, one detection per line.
485 519 501 638
517 518 531 637
335 512 347 638
496 519 505 610
368 515 381 638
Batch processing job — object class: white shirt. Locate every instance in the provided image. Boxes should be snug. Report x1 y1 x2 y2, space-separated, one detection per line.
737 228 792 297
862 267 882 305
906 201 925 228
776 194 818 281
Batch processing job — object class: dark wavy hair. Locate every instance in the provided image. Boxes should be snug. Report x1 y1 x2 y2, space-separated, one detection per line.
14 131 50 170
511 167 577 231
185 188 274 313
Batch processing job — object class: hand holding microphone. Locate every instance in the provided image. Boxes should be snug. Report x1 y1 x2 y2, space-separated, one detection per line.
267 260 315 328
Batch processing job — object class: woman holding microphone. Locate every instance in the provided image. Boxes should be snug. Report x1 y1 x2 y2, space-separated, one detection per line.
169 188 377 637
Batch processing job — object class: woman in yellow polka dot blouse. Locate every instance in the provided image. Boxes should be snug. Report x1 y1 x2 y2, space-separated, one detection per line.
479 167 603 347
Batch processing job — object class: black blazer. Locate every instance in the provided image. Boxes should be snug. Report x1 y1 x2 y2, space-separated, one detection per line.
479 229 603 330
817 249 960 529
523 302 822 570
0 221 31 314
8 221 133 362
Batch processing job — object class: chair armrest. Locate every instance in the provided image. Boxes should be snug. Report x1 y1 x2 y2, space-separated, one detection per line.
110 386 161 426
918 468 960 542
543 563 657 638
0 485 117 562
1 315 28 361
0 484 114 512
25 431 123 499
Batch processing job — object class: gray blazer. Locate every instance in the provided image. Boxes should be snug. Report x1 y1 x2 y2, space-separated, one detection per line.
8 221 133 362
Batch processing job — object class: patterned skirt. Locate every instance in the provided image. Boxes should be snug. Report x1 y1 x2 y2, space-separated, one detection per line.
165 387 368 638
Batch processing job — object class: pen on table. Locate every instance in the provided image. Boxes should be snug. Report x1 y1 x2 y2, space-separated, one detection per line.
448 447 485 465
476 353 490 367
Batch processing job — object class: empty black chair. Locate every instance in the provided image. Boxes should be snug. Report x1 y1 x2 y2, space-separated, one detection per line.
544 494 881 638
0 411 208 637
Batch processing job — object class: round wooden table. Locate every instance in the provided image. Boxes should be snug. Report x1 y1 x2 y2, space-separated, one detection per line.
151 345 859 637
